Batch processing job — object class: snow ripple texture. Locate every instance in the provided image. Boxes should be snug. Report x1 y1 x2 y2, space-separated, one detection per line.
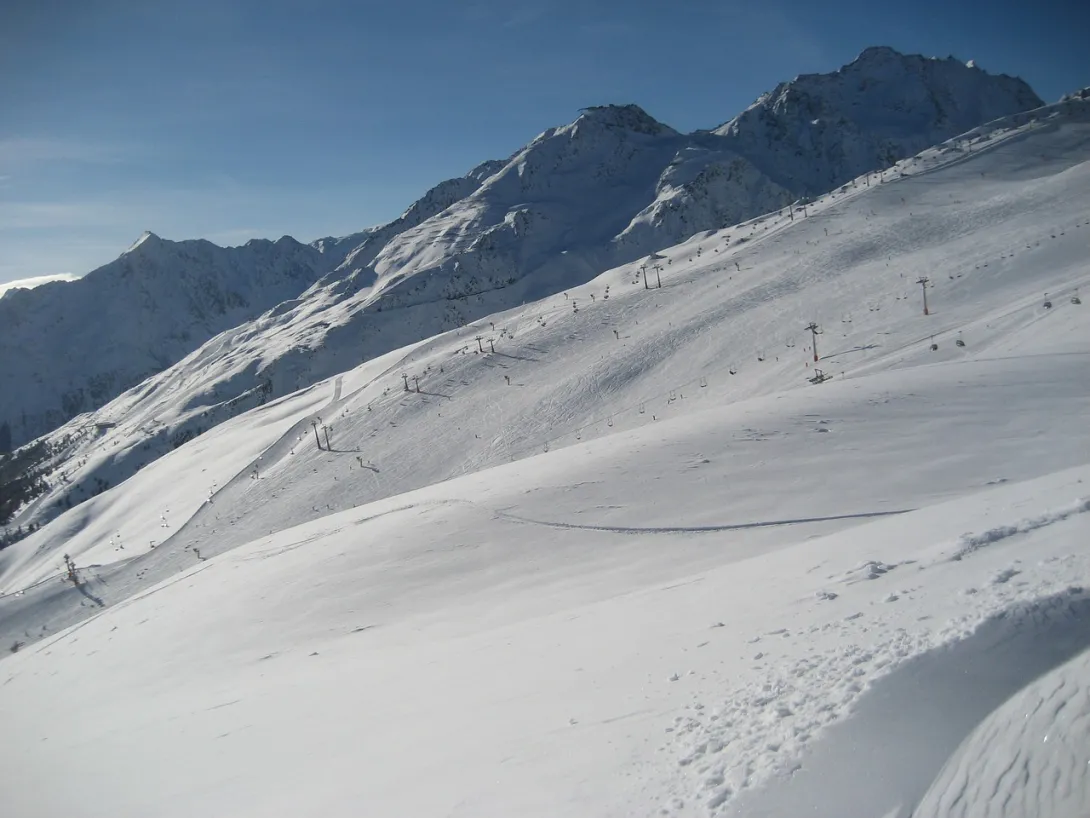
915 648 1090 818
665 505 1090 815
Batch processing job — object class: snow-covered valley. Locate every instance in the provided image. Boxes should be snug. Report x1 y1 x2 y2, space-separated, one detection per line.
1 76 1089 818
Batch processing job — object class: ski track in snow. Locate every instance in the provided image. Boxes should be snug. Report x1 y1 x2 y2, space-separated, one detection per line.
495 507 915 535
950 497 1090 561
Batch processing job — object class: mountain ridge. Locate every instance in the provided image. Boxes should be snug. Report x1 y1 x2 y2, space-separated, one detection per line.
0 46 1050 533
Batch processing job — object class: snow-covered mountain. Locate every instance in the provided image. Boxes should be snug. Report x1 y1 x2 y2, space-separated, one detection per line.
350 48 1042 299
0 160 512 453
2 91 1089 817
0 47 1045 531
711 46 1043 188
309 158 508 273
0 233 330 448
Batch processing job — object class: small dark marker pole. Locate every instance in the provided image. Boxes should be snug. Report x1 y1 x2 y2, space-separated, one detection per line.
312 420 322 450
476 336 484 352
323 425 332 450
488 339 495 353
402 373 410 392
412 376 420 392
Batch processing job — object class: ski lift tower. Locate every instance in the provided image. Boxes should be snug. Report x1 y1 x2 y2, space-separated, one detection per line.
805 322 822 362
647 252 666 289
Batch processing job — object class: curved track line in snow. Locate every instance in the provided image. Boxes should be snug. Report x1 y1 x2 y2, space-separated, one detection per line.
493 507 915 535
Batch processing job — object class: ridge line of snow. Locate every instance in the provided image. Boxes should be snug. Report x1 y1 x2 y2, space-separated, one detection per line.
950 497 1090 561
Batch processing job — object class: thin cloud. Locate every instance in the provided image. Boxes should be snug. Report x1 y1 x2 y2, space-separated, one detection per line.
462 0 550 29
0 137 149 170
0 273 79 298
0 200 134 231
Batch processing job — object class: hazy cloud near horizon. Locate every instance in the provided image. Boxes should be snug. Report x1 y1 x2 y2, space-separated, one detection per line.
0 273 80 298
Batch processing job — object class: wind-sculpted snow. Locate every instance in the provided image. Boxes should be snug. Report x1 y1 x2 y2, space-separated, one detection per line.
915 645 1090 818
672 503 1090 817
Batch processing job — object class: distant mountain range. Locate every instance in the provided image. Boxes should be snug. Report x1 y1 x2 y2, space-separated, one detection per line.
0 46 1043 475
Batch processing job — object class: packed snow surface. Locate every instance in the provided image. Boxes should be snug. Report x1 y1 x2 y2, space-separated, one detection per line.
2 89 1090 818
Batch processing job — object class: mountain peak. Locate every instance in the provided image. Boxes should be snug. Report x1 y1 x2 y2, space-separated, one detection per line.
124 231 164 255
576 104 674 136
853 45 904 64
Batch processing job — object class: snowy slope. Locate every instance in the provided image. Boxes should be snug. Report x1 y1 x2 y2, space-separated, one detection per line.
1 86 1089 818
0 407 1087 818
5 91 1085 552
0 167 506 454
0 48 1041 467
914 643 1090 818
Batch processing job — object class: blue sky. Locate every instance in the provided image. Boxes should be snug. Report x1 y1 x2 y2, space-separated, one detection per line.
2 0 1087 286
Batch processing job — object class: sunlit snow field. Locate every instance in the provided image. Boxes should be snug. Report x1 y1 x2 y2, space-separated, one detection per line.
2 101 1090 817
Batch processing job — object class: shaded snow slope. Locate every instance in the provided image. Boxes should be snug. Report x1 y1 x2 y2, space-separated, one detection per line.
713 46 1042 191
6 93 1088 552
0 234 329 447
914 643 1090 818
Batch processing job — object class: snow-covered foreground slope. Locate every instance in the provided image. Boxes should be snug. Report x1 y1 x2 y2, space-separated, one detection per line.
1 444 1087 817
2 89 1090 818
